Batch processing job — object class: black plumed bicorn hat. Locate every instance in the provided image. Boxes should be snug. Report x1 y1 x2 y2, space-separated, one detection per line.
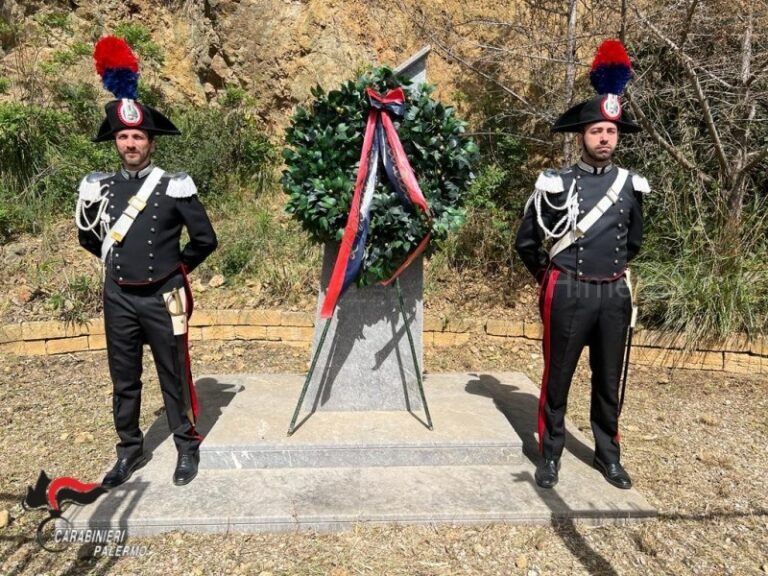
92 99 181 142
92 36 180 142
552 40 641 134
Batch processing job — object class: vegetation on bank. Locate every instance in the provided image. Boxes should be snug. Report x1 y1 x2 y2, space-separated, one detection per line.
0 11 766 340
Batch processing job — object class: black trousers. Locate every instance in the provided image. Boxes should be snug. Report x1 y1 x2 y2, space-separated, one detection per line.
103 272 201 459
537 268 631 463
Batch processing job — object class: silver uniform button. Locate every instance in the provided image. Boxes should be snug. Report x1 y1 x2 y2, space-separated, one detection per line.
150 227 156 233
616 235 621 239
578 271 583 276
148 277 153 282
148 240 153 245
579 246 584 251
152 215 157 220
148 266 153 271
614 259 618 264
620 209 624 214
615 247 619 252
154 202 159 207
116 265 121 270
618 223 623 228
580 209 585 215
118 277 123 281
578 259 583 264
149 253 154 258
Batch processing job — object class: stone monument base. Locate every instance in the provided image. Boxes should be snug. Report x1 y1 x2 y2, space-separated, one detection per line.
65 372 656 535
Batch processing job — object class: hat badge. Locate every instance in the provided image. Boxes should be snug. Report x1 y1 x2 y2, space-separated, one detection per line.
600 94 622 121
117 98 143 127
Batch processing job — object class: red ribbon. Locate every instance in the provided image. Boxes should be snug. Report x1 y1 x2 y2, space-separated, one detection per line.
320 88 432 318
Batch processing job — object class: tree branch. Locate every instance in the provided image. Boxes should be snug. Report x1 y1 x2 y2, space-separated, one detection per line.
631 1 730 181
625 91 714 184
399 0 534 111
678 0 699 47
739 148 768 177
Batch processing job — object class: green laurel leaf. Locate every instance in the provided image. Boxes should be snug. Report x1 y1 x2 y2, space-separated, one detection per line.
282 66 477 286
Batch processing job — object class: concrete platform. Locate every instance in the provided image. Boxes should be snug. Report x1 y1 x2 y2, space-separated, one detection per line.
65 372 656 535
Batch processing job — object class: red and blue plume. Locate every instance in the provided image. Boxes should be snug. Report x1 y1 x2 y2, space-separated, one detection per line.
589 39 632 95
93 36 140 100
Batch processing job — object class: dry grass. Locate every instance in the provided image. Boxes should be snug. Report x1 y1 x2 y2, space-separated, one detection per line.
1 338 767 576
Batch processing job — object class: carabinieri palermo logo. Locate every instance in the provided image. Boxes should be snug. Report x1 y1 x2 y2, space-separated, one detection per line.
23 470 107 552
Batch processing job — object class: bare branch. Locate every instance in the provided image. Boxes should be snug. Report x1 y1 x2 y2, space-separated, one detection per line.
678 0 699 47
631 1 730 181
741 3 752 85
563 0 577 161
738 148 768 177
398 0 534 111
625 91 714 184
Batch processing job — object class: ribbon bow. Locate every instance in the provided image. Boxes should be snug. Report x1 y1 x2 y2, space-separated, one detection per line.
320 87 432 319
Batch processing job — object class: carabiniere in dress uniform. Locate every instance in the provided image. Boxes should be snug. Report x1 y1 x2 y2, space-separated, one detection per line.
515 39 650 491
76 36 217 488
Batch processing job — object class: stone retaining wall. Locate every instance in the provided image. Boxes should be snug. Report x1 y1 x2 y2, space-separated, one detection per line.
1 310 765 374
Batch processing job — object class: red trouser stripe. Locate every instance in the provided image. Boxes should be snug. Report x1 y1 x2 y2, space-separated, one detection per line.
538 269 559 453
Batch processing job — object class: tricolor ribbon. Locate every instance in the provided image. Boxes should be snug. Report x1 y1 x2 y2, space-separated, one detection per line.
320 87 432 319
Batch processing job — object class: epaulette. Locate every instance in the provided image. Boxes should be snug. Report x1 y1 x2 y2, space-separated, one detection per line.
165 172 198 198
77 171 113 202
534 169 564 194
631 173 651 194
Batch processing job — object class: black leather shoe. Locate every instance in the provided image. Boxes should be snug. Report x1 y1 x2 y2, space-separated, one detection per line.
102 453 147 488
593 457 632 489
535 458 561 489
173 451 199 486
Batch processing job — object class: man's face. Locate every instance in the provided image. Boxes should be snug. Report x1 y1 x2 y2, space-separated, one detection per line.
578 121 619 165
114 129 155 171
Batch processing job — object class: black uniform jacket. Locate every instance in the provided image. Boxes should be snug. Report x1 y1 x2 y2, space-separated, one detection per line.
78 165 218 286
515 161 648 282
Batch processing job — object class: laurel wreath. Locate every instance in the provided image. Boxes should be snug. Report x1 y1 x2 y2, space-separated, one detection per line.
282 67 477 286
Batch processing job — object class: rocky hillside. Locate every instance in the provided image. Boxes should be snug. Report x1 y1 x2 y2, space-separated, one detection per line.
0 0 500 130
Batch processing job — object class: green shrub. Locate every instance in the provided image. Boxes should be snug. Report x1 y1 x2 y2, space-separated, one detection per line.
0 99 275 242
0 18 16 49
635 198 768 340
437 133 532 282
155 107 276 199
46 273 101 324
112 23 163 64
205 190 321 303
221 85 255 109
34 12 71 32
50 81 103 129
0 77 9 94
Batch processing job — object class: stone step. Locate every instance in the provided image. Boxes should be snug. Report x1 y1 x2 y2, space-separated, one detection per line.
63 372 656 536
66 461 655 536
197 373 524 469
